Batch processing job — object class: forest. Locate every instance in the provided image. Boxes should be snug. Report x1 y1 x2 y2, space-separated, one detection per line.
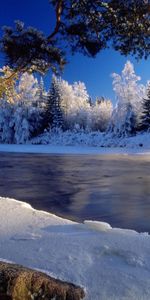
0 60 149 144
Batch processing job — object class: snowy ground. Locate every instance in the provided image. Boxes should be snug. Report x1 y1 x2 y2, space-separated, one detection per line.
1 197 150 300
0 143 134 155
31 130 150 151
0 131 150 155
0 138 149 155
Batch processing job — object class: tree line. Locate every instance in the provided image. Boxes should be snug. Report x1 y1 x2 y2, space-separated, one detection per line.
0 60 150 144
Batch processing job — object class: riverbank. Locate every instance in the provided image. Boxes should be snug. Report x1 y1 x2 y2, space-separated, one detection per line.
0 197 150 300
31 130 150 153
0 142 149 155
0 131 150 155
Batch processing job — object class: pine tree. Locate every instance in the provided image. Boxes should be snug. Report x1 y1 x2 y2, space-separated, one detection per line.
0 99 14 143
45 76 63 130
140 83 150 132
36 77 44 107
36 77 47 108
38 77 44 97
122 103 137 137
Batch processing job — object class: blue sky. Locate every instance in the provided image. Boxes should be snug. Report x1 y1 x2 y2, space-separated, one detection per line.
0 0 150 104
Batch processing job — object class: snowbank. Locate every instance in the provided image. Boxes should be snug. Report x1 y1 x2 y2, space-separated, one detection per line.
0 143 123 155
0 131 150 155
31 129 150 151
0 139 149 155
0 197 150 300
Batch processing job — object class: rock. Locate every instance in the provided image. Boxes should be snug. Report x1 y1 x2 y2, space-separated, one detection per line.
0 261 85 300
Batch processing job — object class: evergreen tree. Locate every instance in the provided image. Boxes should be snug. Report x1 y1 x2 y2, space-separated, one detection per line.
122 103 137 137
0 99 14 143
45 76 63 130
36 77 47 108
140 83 150 132
36 77 44 106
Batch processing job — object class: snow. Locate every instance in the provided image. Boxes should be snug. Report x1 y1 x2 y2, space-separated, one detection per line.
0 131 150 155
1 197 150 300
111 60 145 136
84 220 112 232
29 129 150 154
0 143 125 154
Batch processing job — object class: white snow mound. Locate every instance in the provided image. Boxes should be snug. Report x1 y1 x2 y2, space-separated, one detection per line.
0 197 150 300
84 220 112 232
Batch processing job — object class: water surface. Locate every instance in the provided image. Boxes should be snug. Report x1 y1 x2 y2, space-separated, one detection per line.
0 152 150 232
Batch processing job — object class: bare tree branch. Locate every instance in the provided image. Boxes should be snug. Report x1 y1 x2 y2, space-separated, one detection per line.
47 0 63 41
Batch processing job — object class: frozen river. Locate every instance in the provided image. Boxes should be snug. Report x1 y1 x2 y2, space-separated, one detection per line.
0 152 150 232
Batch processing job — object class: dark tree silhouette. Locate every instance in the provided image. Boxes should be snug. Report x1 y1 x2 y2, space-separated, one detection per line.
140 83 150 131
44 76 63 129
0 0 150 76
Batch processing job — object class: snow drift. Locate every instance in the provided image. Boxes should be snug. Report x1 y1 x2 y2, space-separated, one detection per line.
0 197 150 300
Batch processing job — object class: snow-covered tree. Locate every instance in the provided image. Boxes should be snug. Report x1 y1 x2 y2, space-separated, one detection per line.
92 97 113 131
0 100 14 143
12 72 43 142
13 107 30 144
72 81 91 130
110 61 145 136
56 78 74 129
53 78 112 132
17 72 39 105
0 66 19 103
140 82 150 132
36 77 48 108
121 103 137 136
0 71 44 144
11 104 42 144
44 76 63 130
53 78 91 130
